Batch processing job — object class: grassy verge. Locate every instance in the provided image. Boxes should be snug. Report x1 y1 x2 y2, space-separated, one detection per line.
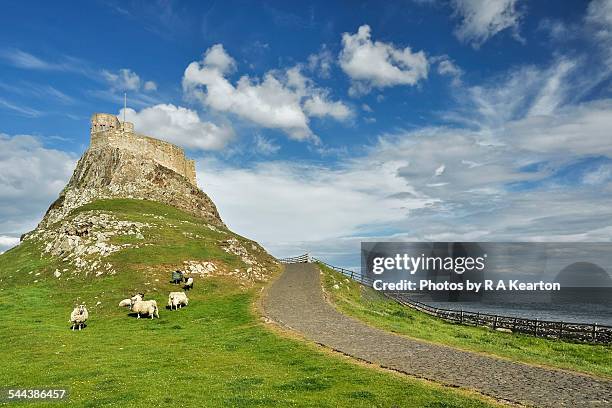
319 263 612 379
0 199 500 407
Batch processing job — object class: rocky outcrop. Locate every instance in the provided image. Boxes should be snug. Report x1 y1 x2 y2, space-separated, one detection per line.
24 210 150 277
13 118 278 284
28 144 224 234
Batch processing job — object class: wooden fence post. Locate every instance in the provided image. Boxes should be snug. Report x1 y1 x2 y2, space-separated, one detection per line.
534 318 539 336
593 323 597 341
493 315 498 330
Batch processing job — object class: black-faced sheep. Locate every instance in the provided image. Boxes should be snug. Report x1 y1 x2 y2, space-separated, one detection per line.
69 305 89 330
183 277 194 291
167 292 189 310
131 300 159 319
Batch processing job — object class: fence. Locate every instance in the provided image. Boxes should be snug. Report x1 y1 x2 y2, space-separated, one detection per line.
278 254 311 264
280 254 612 344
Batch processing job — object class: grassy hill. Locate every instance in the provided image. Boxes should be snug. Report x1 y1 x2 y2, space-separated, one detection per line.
0 199 500 407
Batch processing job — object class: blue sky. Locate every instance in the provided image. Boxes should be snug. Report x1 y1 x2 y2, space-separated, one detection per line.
1 0 612 267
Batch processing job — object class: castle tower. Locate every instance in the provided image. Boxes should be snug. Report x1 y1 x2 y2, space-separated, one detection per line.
89 112 197 186
90 113 134 134
91 113 120 133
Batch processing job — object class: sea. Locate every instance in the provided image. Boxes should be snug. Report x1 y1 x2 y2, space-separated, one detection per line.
404 288 612 326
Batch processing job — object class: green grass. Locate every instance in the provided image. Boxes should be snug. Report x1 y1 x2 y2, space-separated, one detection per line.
0 199 498 407
320 263 612 379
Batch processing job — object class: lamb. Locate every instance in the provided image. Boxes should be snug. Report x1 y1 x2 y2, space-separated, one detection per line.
183 277 194 291
131 299 159 319
167 292 189 310
118 299 132 308
69 305 89 331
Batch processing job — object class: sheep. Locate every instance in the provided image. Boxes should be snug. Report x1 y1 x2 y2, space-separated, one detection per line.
167 292 189 310
131 299 159 319
118 299 132 308
130 293 144 303
69 305 89 331
183 277 194 291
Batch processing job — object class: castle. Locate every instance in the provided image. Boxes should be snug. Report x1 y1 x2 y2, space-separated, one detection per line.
89 113 197 186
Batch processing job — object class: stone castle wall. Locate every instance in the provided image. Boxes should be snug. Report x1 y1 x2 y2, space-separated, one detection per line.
90 113 196 185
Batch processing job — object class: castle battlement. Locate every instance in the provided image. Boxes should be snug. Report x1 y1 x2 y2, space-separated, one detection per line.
90 113 197 186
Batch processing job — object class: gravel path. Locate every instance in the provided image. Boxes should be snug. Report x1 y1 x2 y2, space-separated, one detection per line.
262 263 612 407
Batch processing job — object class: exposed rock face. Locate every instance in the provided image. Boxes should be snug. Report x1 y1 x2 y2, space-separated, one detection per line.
28 143 224 234
220 238 270 281
25 210 150 277
15 116 278 283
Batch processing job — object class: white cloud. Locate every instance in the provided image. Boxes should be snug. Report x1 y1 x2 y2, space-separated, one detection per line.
102 69 159 96
450 58 581 129
143 80 157 91
198 55 612 264
0 49 52 70
0 235 19 253
0 81 73 105
0 133 76 239
199 112 612 262
0 49 92 75
253 134 280 155
448 57 612 157
0 97 41 117
199 158 434 255
583 163 612 185
586 0 612 65
203 44 236 74
102 68 142 91
508 99 612 156
451 0 523 48
339 25 429 95
436 57 463 86
307 46 334 78
120 104 234 151
303 94 352 121
0 49 161 101
538 18 573 42
183 44 352 141
528 59 576 116
586 0 612 36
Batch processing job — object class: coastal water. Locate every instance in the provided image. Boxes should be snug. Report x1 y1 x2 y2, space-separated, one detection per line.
405 288 612 326
358 242 612 326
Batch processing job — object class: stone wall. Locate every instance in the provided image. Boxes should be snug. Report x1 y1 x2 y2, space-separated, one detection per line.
90 113 197 186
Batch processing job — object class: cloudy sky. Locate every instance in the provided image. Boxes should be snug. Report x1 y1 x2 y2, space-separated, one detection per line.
1 0 612 267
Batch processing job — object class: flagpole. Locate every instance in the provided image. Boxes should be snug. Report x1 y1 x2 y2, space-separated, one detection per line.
123 92 126 129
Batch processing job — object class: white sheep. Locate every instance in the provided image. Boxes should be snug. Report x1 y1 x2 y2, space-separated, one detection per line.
167 292 189 310
69 305 89 330
131 300 159 319
130 293 144 303
183 277 194 291
118 299 132 308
